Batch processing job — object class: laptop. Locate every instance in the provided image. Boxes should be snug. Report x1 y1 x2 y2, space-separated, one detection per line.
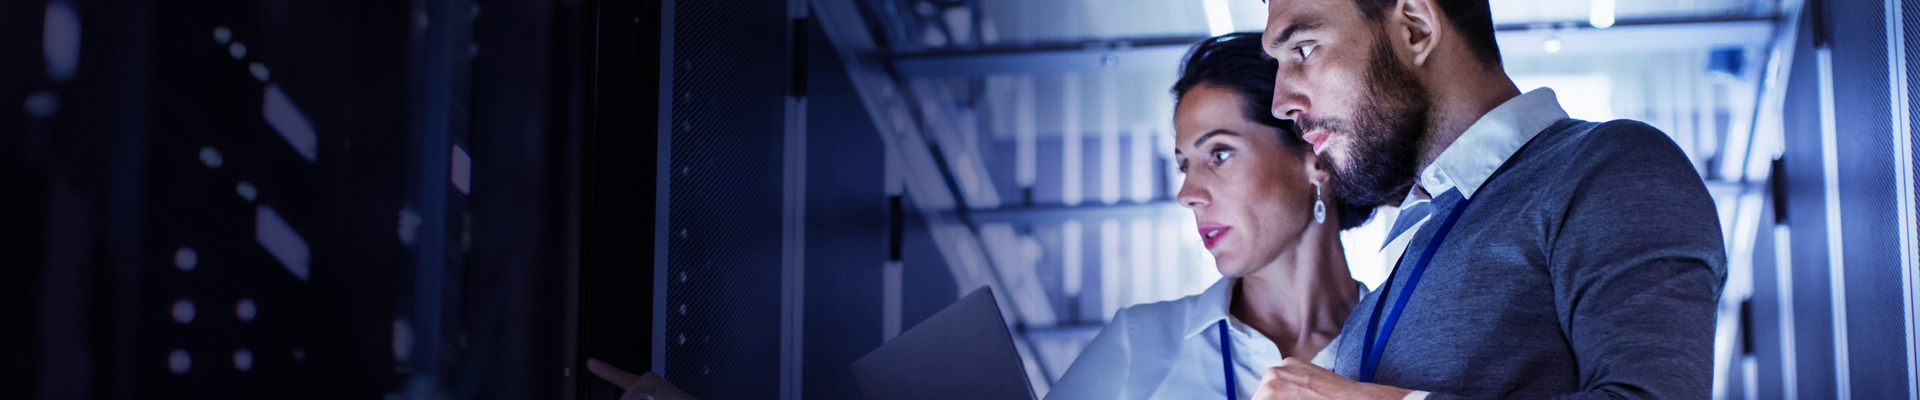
850 286 1038 400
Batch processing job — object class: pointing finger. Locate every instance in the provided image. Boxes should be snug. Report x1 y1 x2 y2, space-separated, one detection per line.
587 358 643 391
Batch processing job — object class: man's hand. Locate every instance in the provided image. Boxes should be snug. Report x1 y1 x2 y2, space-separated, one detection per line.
586 358 698 400
1250 358 1414 400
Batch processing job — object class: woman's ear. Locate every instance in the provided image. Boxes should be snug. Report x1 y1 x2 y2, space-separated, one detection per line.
1303 151 1332 188
1396 0 1444 67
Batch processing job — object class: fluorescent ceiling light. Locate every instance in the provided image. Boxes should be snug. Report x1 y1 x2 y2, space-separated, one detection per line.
1203 0 1235 36
1590 0 1616 29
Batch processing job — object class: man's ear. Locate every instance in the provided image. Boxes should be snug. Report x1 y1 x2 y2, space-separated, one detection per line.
1396 0 1444 67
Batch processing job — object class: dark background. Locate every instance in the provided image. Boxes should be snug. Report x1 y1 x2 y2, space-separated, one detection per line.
0 0 656 398
0 0 961 398
7 0 1920 399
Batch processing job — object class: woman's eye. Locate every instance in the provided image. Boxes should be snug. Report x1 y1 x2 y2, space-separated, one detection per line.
1210 149 1232 164
1297 44 1317 59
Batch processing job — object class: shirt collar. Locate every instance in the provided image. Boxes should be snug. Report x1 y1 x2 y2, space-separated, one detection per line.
1414 87 1569 200
1184 277 1240 339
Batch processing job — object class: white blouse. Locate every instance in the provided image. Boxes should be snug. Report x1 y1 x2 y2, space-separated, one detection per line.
1046 278 1342 400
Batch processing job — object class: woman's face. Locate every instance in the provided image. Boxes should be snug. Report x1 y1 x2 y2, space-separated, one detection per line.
1174 83 1319 278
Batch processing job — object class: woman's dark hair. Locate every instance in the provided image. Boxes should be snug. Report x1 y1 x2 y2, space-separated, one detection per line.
1172 32 1306 150
1172 32 1375 230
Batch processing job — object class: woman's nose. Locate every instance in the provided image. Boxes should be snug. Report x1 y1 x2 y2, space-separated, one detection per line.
1176 179 1209 209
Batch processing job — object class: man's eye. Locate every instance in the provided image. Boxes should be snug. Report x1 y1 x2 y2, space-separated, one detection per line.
1297 44 1317 59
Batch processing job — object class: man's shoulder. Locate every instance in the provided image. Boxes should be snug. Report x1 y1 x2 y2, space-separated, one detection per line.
1513 118 1693 178
1533 118 1679 156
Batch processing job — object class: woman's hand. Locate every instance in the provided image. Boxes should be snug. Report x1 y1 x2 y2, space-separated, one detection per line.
586 358 698 400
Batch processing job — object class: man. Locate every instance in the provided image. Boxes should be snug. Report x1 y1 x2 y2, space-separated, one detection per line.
1248 0 1728 398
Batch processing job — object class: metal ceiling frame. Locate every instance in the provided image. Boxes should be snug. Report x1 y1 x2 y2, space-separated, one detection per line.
890 16 1778 78
812 0 1063 391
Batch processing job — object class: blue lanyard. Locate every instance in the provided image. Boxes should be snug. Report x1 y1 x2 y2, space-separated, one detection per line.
1357 194 1473 383
1219 319 1237 400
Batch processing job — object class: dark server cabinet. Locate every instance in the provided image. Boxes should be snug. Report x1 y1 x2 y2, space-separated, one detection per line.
5 0 604 398
658 0 793 398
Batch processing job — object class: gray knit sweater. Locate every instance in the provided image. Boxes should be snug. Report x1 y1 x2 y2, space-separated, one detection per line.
1332 119 1728 399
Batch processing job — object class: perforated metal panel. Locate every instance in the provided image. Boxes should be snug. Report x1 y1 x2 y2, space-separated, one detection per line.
665 1 790 398
1907 0 1920 221
1900 1 1920 396
1828 1 1915 398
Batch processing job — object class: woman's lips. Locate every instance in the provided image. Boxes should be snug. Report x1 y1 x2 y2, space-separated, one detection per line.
1198 223 1232 250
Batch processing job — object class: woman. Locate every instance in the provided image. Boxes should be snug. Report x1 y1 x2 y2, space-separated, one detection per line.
1045 32 1373 400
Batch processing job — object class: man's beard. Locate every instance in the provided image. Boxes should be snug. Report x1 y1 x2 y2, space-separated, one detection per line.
1298 35 1431 209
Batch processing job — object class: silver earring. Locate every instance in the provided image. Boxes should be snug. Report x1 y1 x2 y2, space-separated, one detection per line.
1312 182 1327 224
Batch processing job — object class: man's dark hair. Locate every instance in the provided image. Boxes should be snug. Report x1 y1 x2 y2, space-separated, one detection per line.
1351 0 1502 66
1172 32 1376 230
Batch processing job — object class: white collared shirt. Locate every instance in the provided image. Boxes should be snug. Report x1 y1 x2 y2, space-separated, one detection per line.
1378 87 1571 272
1046 278 1342 400
1374 88 1569 400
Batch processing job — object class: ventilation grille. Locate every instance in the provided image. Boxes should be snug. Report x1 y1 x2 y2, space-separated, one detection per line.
666 0 790 398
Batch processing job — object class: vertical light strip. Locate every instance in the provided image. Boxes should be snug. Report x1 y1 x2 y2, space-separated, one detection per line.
1776 225 1800 400
1063 220 1083 297
1816 47 1853 400
1129 123 1154 203
653 0 675 377
882 260 903 341
1673 55 1698 164
1063 75 1084 206
1129 219 1155 303
1100 73 1121 205
1016 76 1038 189
1722 70 1759 179
1155 219 1182 302
780 83 810 400
1100 219 1121 320
1202 0 1235 36
1714 191 1766 400
1698 51 1721 169
1886 1 1920 398
780 4 808 398
1652 61 1676 142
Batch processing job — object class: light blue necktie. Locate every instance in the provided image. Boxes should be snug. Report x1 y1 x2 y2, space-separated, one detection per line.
1380 200 1435 252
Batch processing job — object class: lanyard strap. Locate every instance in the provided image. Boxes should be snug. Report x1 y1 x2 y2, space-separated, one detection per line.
1358 195 1473 383
1219 319 1237 400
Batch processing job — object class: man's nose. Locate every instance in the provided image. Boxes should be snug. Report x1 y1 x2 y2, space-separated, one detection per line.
1267 67 1313 119
1270 79 1306 120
